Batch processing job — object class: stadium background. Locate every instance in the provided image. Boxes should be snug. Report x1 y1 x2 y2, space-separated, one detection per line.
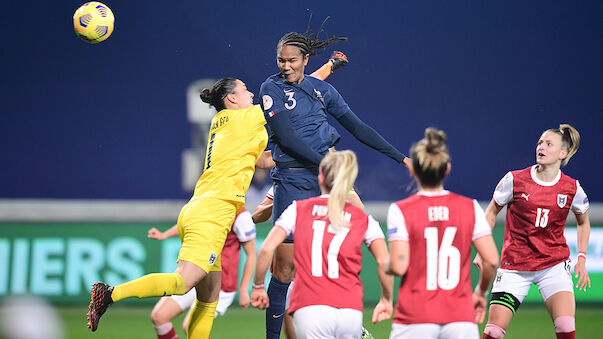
1 0 602 338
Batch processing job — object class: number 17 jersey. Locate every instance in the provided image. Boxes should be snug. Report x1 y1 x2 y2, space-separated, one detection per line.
387 191 491 325
274 195 385 313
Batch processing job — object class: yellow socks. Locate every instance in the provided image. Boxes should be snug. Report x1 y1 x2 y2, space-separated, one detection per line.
111 273 185 302
187 300 218 339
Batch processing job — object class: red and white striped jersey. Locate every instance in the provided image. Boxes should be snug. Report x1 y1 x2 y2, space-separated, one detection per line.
275 195 384 313
493 165 589 271
387 190 491 324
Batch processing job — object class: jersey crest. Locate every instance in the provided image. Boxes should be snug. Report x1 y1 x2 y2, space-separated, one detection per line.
557 194 567 208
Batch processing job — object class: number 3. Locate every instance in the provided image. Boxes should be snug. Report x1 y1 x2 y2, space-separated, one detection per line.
285 92 296 110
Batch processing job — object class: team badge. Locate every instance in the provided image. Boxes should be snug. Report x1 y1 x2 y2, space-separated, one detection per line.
262 95 273 110
208 252 217 265
557 194 567 208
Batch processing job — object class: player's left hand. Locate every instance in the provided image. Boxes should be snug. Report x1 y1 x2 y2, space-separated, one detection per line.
250 288 269 310
574 259 591 291
402 157 412 169
330 51 349 72
472 292 487 323
371 298 393 324
239 290 250 309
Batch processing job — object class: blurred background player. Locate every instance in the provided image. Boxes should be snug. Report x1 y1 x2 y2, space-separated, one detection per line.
251 150 394 338
387 127 499 339
88 78 268 338
260 23 409 338
146 208 256 339
474 124 590 339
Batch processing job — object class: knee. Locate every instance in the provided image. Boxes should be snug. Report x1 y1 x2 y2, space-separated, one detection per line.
150 307 170 326
273 260 295 282
484 324 506 338
553 316 575 333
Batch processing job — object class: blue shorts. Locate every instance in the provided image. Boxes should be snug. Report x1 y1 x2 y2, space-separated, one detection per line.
271 167 321 243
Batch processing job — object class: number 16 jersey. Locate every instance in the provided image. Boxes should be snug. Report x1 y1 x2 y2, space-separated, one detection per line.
387 191 491 324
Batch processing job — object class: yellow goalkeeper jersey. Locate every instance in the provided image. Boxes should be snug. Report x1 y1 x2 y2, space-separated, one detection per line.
191 105 268 203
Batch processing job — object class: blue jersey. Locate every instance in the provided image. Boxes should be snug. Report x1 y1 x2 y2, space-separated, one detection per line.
260 73 350 167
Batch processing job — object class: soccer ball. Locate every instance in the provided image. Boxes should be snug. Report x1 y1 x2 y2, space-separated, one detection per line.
73 2 114 43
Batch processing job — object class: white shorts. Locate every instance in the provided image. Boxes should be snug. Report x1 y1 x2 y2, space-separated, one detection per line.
215 291 236 316
390 322 478 339
491 260 573 302
389 321 479 339
167 289 236 317
292 305 362 339
168 289 196 311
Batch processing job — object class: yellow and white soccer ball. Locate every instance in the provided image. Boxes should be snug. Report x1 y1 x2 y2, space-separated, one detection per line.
73 2 114 43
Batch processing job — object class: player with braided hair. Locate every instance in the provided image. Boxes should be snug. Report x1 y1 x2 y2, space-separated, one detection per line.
259 18 410 339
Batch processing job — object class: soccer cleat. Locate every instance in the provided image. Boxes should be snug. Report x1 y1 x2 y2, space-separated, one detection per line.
87 282 114 332
361 326 374 339
330 51 349 72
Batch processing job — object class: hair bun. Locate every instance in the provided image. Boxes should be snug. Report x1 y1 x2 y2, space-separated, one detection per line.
199 88 212 103
424 127 447 153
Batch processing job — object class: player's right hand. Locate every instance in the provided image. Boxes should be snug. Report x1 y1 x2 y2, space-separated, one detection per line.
147 227 165 240
472 292 487 323
330 51 349 72
250 289 269 310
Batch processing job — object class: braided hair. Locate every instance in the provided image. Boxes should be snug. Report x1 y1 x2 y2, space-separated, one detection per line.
276 16 347 56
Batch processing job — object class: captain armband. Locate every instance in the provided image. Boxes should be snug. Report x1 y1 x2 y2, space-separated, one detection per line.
490 292 521 314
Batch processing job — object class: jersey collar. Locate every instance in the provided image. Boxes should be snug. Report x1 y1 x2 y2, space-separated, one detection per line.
417 190 450 197
530 165 561 186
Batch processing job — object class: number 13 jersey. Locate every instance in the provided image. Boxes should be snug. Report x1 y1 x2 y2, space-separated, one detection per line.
493 165 589 271
387 191 491 324
274 195 385 313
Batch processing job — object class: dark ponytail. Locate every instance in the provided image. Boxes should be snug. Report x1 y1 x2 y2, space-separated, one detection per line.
199 78 238 112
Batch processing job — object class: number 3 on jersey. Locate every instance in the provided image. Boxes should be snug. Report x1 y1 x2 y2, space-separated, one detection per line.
424 227 460 290
285 91 296 110
311 220 350 278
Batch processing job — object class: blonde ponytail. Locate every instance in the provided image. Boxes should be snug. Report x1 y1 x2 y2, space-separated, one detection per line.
319 150 358 228
546 124 580 166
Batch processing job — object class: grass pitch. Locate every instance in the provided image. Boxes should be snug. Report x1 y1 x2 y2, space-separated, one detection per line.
62 304 602 338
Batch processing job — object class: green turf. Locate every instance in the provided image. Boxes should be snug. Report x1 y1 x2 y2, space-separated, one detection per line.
61 304 603 338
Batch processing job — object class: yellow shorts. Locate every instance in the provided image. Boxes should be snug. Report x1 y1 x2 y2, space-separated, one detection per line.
176 197 243 274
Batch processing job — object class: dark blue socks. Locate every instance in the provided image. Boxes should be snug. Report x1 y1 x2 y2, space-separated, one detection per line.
265 276 290 339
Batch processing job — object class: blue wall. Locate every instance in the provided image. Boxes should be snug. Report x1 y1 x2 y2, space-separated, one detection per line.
1 1 601 201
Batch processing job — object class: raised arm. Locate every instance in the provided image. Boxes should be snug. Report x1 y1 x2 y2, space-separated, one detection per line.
147 224 178 240
335 110 407 165
368 238 394 324
574 211 591 291
237 238 257 309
